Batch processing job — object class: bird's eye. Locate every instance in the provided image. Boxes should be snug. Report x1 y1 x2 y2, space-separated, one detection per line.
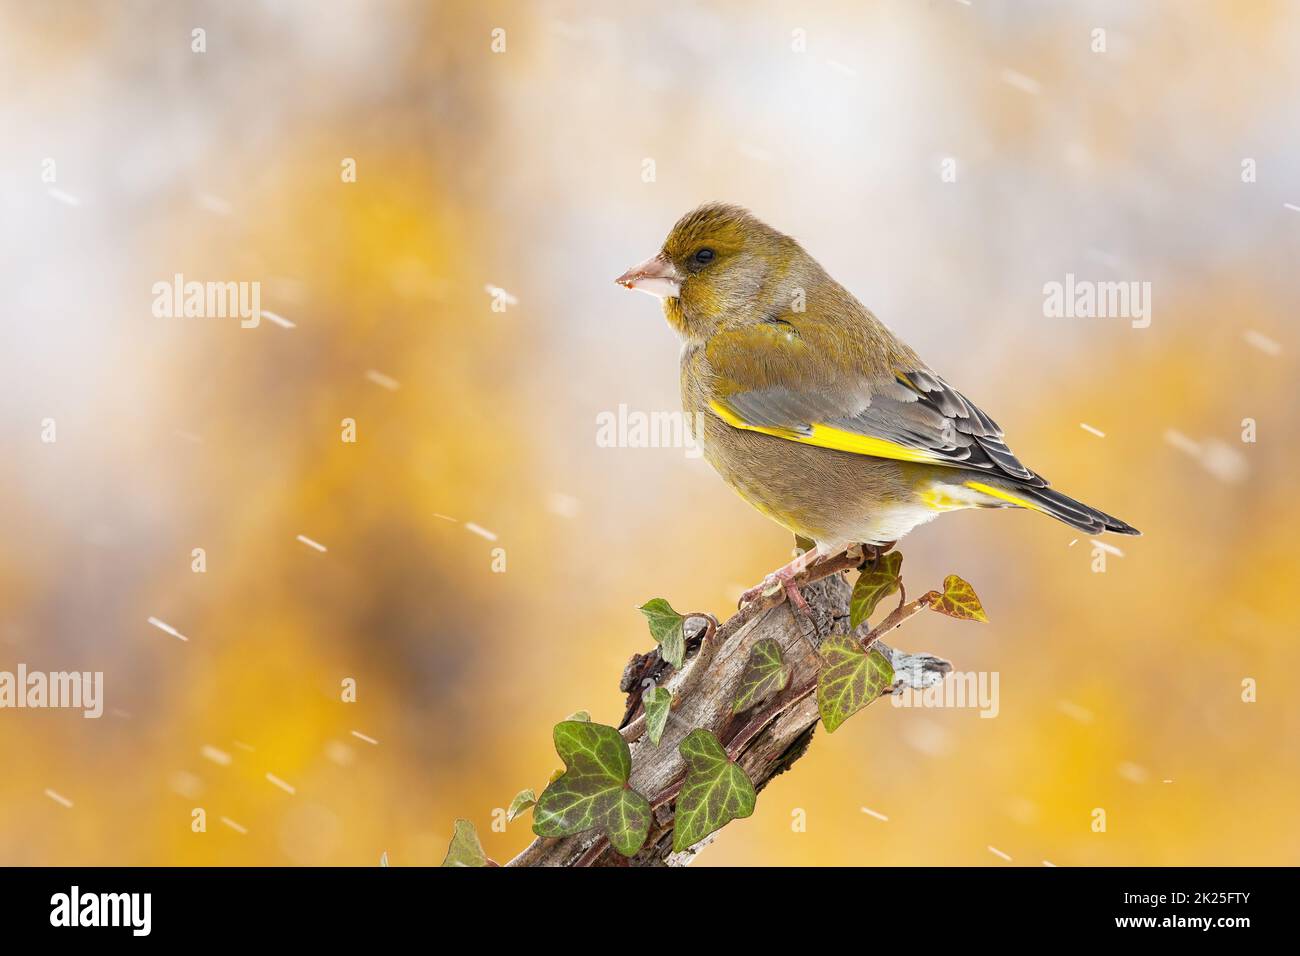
693 248 715 265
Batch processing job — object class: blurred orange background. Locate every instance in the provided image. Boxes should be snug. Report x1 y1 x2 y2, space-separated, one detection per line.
1 0 1296 866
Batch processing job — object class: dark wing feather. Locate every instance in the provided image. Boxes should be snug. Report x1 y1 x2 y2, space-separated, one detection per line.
895 369 1042 484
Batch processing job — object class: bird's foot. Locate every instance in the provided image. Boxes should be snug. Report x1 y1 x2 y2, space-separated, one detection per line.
739 552 821 616
738 572 783 609
782 576 813 617
739 542 877 615
738 565 814 617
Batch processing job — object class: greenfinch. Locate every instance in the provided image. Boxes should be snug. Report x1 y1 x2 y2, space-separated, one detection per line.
616 203 1138 605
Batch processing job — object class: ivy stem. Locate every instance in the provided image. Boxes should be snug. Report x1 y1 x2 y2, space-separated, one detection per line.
722 679 818 760
859 590 939 648
574 837 612 867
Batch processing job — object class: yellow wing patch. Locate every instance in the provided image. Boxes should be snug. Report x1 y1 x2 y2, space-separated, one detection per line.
964 480 1048 514
709 400 942 464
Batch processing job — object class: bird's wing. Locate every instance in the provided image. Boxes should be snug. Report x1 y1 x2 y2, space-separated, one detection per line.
704 322 1043 485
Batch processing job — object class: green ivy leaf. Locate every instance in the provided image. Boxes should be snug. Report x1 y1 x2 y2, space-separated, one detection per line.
817 634 895 733
506 788 536 822
564 710 591 722
638 598 686 668
532 720 651 857
440 818 489 867
731 638 791 714
849 551 903 629
643 687 673 747
672 729 756 852
932 574 988 623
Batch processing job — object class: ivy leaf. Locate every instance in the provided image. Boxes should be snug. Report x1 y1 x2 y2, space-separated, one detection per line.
506 788 536 822
643 687 673 747
672 729 756 852
817 634 895 733
849 551 903 629
440 818 489 867
638 598 686 668
564 710 591 722
532 720 651 857
931 574 988 623
731 638 791 714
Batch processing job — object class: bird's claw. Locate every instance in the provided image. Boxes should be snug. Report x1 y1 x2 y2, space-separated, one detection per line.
738 570 813 619
738 574 781 609
783 580 812 617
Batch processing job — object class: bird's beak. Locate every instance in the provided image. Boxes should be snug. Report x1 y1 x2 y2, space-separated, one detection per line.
614 253 682 299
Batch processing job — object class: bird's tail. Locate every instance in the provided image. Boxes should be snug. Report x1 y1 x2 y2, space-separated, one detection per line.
964 479 1141 536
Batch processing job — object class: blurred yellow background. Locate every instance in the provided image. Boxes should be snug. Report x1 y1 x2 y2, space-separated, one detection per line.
1 0 1296 866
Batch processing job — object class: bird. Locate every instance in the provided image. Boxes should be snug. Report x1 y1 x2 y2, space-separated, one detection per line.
615 202 1139 611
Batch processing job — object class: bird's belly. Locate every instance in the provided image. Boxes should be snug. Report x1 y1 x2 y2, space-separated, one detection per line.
837 502 942 548
696 412 934 548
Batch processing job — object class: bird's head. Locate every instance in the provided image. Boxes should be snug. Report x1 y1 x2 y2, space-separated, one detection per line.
615 203 803 341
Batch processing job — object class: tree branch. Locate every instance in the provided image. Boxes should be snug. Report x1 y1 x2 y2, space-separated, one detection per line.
506 559 952 867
